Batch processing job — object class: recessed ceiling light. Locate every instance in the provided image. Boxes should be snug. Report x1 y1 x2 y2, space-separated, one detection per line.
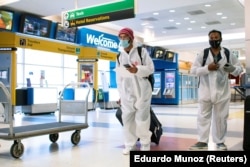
176 22 181 25
221 16 227 19
216 12 223 15
0 0 19 5
184 17 190 20
169 9 175 13
201 26 206 29
141 23 149 26
187 28 192 30
204 4 211 7
169 19 175 22
230 23 236 26
190 20 196 23
153 12 159 15
145 25 154 29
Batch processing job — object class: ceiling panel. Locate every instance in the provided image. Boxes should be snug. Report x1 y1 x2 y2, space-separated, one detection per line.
1 0 245 59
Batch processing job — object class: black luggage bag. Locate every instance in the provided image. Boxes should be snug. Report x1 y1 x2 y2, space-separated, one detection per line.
115 107 162 145
243 95 250 150
149 108 163 145
115 107 123 126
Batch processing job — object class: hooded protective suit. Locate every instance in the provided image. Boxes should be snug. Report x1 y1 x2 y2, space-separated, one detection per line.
116 45 154 148
190 47 243 143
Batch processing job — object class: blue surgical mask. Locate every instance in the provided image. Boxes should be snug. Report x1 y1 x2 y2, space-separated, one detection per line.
119 39 130 48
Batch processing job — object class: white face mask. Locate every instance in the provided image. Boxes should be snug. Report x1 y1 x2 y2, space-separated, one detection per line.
119 39 130 48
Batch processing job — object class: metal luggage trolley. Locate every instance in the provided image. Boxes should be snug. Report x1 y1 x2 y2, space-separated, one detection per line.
0 82 90 158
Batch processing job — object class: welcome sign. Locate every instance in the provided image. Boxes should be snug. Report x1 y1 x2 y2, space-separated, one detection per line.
77 27 119 52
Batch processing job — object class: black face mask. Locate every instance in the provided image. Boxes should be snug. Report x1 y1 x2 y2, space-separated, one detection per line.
209 40 221 49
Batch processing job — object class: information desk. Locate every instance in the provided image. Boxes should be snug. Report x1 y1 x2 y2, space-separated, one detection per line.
16 87 58 114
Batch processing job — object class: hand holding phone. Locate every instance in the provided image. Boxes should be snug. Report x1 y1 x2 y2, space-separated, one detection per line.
223 63 235 72
123 64 131 68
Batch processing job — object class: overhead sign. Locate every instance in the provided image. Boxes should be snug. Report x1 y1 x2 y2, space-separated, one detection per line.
77 27 119 52
0 47 17 51
62 0 134 27
15 36 81 55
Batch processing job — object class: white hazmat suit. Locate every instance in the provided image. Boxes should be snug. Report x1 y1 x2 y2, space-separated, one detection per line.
116 45 154 149
190 47 243 144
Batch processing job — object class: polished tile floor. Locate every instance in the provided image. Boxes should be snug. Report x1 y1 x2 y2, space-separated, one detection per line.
0 101 245 167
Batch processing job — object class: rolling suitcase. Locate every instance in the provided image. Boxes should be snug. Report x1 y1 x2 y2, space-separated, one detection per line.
115 107 162 145
115 107 123 126
149 107 163 145
243 95 250 150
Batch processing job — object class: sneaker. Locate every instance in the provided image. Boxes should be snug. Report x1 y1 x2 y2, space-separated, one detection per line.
123 145 136 155
216 143 227 151
141 144 150 151
189 142 208 150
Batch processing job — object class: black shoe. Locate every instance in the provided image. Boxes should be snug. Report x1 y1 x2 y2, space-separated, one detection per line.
189 142 208 150
216 143 227 151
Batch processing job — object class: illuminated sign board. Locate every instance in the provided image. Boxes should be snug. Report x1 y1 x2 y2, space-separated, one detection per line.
62 0 134 27
78 27 119 52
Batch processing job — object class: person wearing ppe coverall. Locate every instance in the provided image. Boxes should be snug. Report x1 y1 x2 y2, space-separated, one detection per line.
115 27 154 155
189 29 243 151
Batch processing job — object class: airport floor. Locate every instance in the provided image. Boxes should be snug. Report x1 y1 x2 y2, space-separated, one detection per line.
0 101 245 167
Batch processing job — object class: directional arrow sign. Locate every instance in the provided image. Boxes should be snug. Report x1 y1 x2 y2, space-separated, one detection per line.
62 0 135 27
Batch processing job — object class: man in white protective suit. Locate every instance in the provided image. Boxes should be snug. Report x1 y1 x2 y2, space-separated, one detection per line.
115 27 154 155
189 29 243 151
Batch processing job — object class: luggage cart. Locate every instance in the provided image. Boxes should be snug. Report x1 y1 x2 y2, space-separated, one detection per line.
233 85 250 100
0 82 90 158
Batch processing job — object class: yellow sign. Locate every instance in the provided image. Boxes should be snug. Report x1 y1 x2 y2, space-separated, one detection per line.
0 32 119 106
0 31 117 60
97 50 117 61
15 35 82 55
0 31 16 47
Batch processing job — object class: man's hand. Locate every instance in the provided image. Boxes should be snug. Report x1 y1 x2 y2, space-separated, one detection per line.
208 62 220 71
223 63 235 73
126 64 138 73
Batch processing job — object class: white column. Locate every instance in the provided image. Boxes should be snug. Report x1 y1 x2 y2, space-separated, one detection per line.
245 0 250 95
245 0 250 71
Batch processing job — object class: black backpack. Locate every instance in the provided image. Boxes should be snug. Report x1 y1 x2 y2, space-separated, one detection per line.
117 47 155 91
202 47 230 66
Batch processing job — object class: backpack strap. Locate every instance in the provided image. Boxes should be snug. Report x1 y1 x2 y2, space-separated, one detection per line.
116 52 121 65
223 47 230 63
199 48 213 87
202 48 210 66
137 46 154 90
117 47 142 65
137 46 143 65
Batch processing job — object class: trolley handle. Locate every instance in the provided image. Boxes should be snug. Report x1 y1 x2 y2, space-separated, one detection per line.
0 81 14 135
0 81 11 103
65 82 91 89
59 82 91 100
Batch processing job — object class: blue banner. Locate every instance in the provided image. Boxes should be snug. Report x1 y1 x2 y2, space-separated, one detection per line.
77 27 119 52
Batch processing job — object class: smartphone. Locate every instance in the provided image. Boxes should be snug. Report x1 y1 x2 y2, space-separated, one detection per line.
123 64 131 68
